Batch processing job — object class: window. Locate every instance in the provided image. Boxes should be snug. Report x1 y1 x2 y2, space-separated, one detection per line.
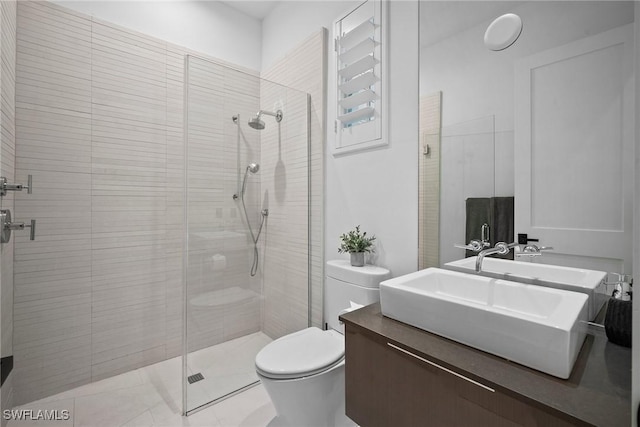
333 0 388 155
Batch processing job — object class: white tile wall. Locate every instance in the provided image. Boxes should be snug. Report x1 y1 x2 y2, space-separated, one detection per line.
259 83 310 338
261 30 326 333
184 55 262 356
0 0 17 424
12 1 185 404
419 93 441 269
90 17 171 384
165 43 185 359
14 3 93 404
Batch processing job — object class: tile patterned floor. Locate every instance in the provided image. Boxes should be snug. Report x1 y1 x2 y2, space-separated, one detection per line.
186 333 273 409
8 333 276 427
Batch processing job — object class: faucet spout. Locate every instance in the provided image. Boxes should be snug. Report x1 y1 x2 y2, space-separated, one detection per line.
475 242 519 272
475 247 501 272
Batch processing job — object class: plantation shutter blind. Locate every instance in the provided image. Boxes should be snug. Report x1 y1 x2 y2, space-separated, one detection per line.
334 0 387 155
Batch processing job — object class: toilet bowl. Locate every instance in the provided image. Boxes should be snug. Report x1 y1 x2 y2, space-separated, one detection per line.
255 260 391 427
256 327 350 426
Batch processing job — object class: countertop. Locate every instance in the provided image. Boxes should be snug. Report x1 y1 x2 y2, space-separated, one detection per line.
340 302 631 427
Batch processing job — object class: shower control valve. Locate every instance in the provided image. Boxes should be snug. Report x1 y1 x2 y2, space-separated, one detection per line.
1 209 36 243
0 174 32 197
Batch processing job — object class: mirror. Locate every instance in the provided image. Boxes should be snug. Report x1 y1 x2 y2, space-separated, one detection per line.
419 1 635 275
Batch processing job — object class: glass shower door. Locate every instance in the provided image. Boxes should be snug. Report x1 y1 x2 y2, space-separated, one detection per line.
183 55 311 414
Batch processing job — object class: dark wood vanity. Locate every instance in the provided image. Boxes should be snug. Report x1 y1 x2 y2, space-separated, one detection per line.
340 303 630 427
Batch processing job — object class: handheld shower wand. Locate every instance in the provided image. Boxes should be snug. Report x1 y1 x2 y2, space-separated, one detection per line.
237 163 267 276
241 163 260 197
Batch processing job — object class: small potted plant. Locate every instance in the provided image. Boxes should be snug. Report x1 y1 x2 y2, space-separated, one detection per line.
338 225 376 267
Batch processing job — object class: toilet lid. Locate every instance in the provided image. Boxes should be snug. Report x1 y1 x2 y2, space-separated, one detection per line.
255 327 344 380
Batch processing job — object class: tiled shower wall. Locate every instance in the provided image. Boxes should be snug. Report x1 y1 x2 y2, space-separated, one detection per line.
188 37 323 343
12 1 186 404
418 92 441 269
261 30 325 333
7 1 270 404
185 56 263 352
0 0 17 422
258 82 310 338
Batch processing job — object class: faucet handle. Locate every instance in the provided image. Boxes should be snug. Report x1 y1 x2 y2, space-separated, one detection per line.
516 244 554 257
493 242 512 255
455 240 484 252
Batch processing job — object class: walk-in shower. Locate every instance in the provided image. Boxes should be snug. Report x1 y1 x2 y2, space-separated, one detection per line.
183 55 311 414
3 0 319 418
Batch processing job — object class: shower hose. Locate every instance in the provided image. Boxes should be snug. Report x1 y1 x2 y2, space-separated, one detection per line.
240 173 267 277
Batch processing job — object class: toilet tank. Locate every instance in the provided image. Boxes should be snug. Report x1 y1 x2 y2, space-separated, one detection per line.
324 260 392 332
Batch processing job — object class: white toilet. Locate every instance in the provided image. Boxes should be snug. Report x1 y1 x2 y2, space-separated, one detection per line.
255 260 391 427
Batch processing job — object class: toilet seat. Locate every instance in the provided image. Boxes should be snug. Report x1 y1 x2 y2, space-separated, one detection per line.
256 327 344 380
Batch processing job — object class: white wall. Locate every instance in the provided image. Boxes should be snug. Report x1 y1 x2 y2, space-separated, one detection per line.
328 1 419 276
420 1 632 130
261 1 356 70
53 0 263 71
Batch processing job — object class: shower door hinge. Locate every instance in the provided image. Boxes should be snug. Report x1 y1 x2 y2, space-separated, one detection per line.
334 37 339 52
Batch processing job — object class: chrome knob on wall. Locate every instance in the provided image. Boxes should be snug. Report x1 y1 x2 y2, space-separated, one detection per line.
0 174 32 197
1 209 36 243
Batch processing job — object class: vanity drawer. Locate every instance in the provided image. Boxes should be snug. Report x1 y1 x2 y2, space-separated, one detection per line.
344 323 586 427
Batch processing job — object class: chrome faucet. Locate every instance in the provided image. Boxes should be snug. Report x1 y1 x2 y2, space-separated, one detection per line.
475 242 519 272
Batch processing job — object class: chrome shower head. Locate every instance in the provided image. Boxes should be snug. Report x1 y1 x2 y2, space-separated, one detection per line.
247 163 260 174
248 117 265 130
248 109 283 130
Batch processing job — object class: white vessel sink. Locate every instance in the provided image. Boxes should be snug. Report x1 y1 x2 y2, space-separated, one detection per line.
444 257 607 321
380 268 588 379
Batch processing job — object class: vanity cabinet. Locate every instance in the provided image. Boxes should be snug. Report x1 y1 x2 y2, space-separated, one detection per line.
345 323 587 427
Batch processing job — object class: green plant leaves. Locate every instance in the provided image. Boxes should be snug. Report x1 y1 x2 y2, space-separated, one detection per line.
338 225 376 254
